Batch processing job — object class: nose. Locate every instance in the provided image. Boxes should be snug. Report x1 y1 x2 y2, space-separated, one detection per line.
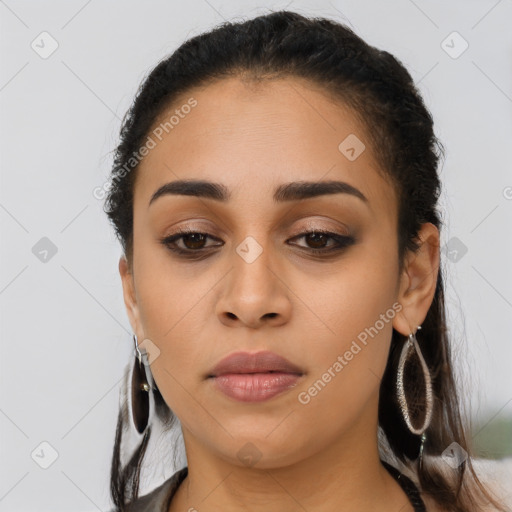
215 245 292 329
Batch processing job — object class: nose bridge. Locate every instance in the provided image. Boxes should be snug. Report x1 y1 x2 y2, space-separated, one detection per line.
216 232 290 326
231 233 276 301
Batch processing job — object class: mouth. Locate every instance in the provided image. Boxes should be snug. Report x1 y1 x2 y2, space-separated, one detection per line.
206 351 305 402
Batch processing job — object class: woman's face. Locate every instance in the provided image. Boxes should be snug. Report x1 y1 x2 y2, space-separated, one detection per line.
120 76 422 469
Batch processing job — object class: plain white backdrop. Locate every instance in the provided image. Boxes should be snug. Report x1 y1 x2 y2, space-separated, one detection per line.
1 0 511 510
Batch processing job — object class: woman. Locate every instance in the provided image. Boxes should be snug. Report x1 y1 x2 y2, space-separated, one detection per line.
104 10 511 512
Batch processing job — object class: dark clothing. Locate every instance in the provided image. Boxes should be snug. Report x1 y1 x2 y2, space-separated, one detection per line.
112 456 512 511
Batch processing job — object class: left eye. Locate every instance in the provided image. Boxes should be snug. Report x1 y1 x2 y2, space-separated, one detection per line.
289 231 354 251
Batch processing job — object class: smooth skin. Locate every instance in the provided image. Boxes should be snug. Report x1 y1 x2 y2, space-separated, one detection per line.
119 76 440 512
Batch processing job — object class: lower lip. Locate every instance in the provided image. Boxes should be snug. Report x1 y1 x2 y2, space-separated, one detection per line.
209 372 302 402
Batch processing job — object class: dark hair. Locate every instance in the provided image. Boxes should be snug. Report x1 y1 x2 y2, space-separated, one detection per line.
104 10 506 512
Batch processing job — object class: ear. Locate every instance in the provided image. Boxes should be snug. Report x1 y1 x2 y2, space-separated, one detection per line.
392 222 440 336
119 255 142 336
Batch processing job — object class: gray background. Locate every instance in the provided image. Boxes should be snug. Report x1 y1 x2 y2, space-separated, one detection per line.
1 0 511 510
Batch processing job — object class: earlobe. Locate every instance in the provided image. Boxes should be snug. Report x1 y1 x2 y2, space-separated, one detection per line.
118 255 141 335
392 223 440 336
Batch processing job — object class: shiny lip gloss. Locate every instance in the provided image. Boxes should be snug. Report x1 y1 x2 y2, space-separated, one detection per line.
207 350 305 402
210 372 303 402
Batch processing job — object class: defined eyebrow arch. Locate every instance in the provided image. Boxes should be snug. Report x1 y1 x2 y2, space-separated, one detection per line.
148 179 368 207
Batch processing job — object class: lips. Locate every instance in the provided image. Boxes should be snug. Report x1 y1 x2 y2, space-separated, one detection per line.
207 350 304 378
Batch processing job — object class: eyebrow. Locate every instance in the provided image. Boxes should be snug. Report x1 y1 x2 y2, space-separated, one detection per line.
148 179 368 207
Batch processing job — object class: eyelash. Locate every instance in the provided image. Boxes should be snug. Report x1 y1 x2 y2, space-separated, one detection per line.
159 228 355 258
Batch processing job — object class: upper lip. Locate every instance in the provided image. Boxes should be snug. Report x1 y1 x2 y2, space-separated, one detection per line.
207 350 304 378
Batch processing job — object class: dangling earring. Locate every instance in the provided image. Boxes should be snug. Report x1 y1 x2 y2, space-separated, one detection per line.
131 334 151 434
396 325 433 464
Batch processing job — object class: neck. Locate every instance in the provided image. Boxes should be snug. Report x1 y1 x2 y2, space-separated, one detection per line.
169 403 415 512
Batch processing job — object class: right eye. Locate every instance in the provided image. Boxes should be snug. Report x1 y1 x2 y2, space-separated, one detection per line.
159 230 224 256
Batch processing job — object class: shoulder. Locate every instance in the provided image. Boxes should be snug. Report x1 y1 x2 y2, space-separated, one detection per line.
109 466 188 512
470 456 512 509
397 455 512 511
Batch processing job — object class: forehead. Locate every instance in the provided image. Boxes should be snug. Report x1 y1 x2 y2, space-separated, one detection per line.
133 76 397 217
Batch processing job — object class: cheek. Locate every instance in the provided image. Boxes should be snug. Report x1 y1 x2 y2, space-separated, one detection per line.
131 240 204 360
133 230 209 336
296 238 399 406
136 267 213 365
305 236 398 349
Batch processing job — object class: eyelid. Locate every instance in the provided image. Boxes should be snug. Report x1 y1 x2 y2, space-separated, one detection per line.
161 220 220 236
163 223 352 243
289 219 352 238
163 227 223 246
